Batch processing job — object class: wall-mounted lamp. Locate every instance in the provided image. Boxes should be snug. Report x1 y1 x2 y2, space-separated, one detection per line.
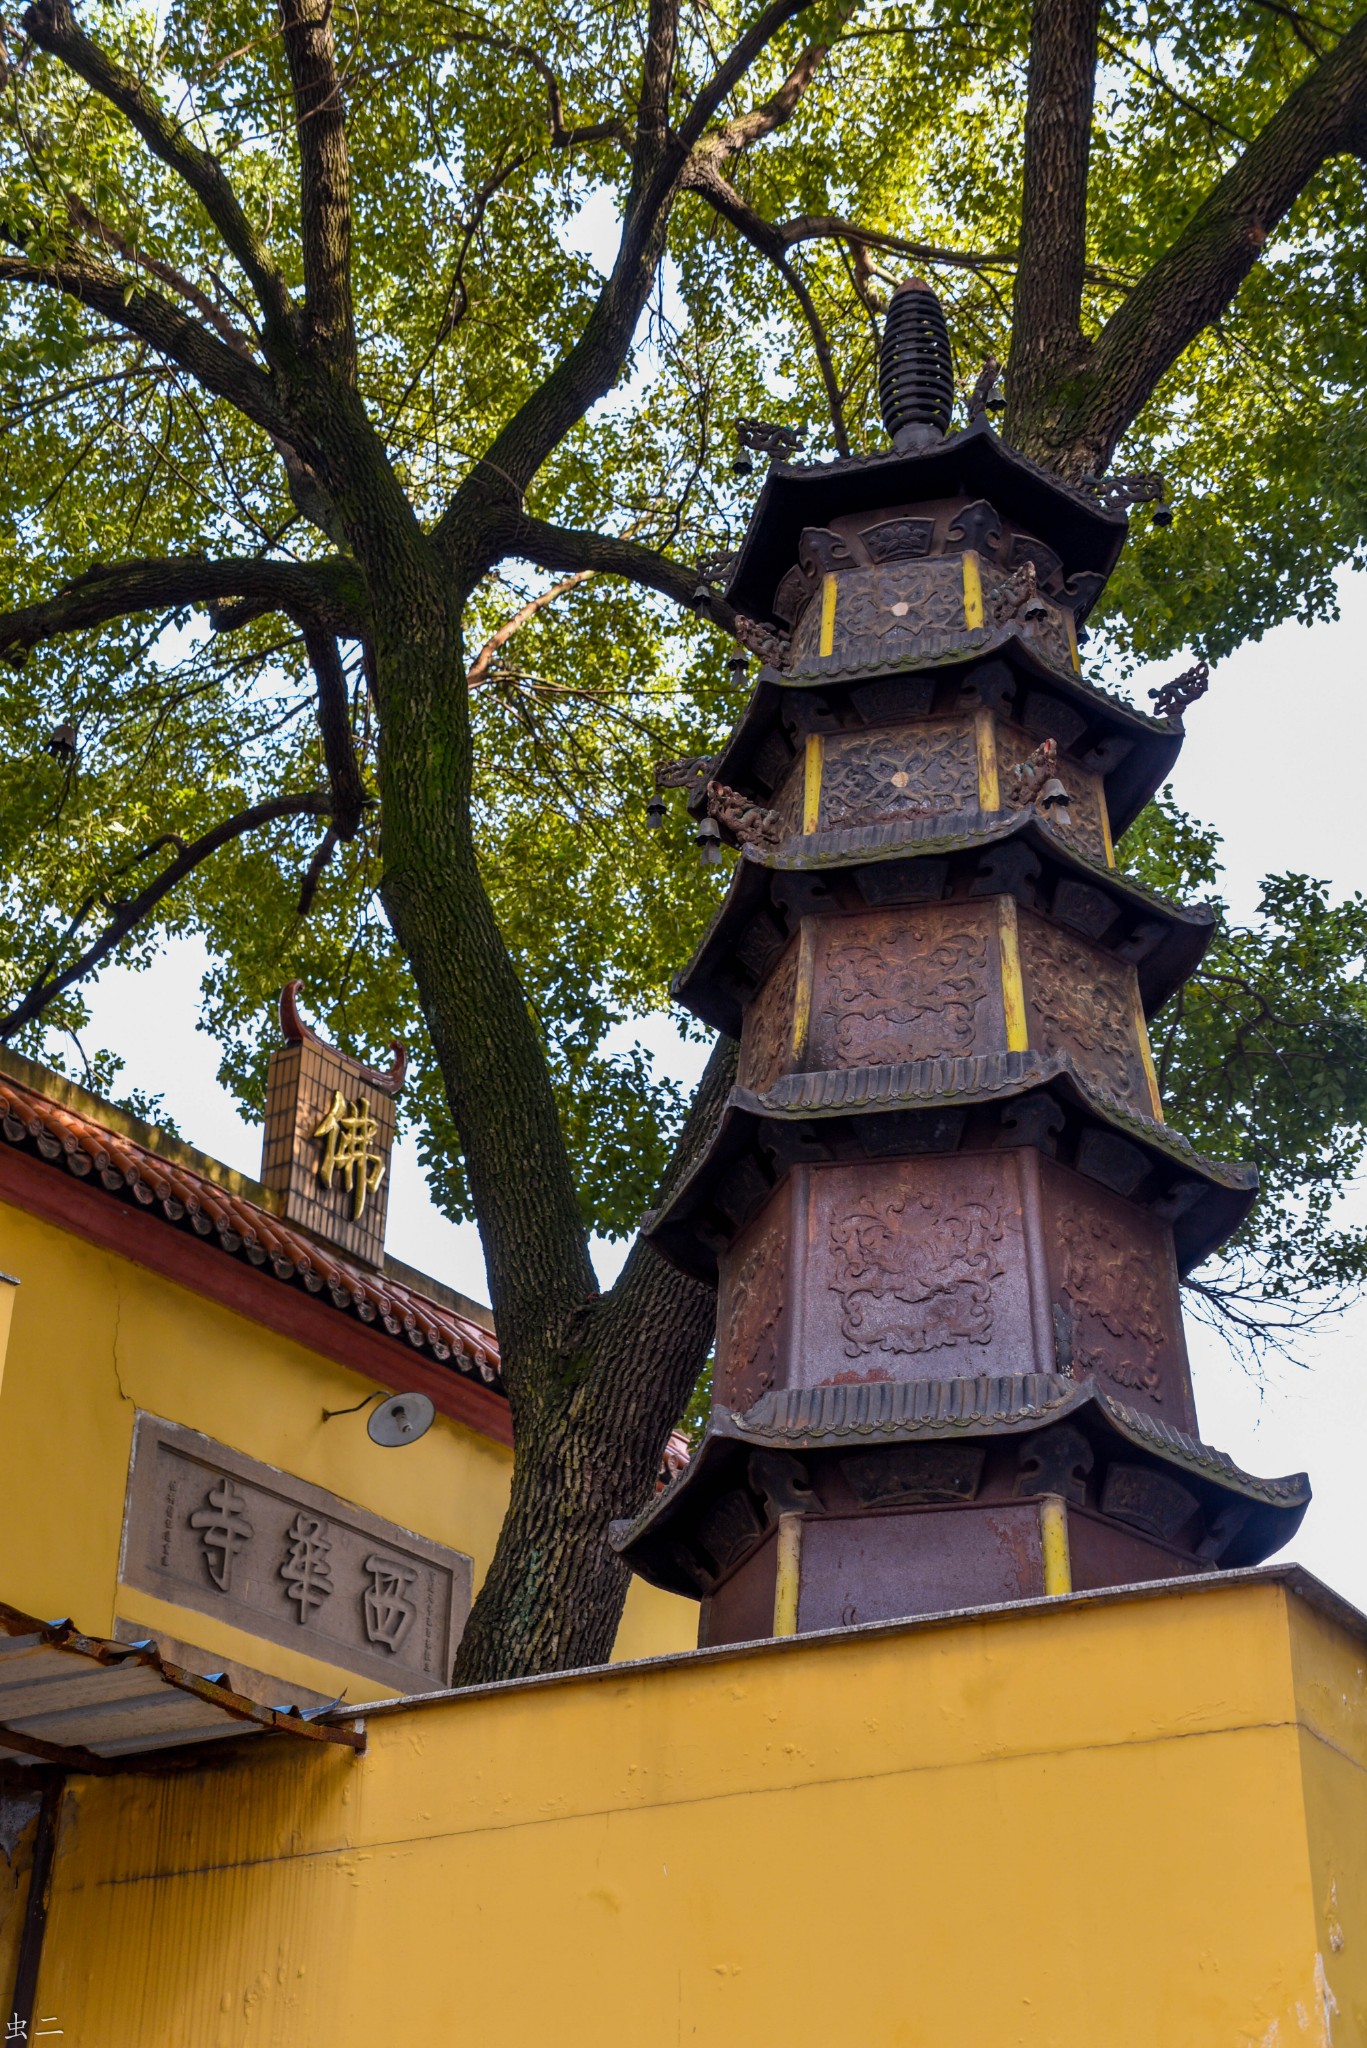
321 1388 436 1446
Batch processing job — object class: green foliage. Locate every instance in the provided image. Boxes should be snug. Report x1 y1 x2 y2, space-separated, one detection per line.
1120 794 1367 1338
0 0 1362 1312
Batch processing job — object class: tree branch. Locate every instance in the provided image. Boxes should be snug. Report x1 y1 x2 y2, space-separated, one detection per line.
0 249 287 439
497 516 736 630
301 623 367 834
0 554 366 659
672 0 824 161
1008 0 1103 422
467 571 594 686
0 793 330 1041
20 0 294 335
682 159 851 451
776 215 1020 272
279 0 356 377
431 0 820 558
1037 9 1367 473
429 24 633 149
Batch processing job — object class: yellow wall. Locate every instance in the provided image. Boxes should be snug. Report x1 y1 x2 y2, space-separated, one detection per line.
27 1575 1365 2046
0 1196 693 1698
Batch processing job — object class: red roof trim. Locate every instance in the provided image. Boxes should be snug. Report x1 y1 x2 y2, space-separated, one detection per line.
0 1072 512 1447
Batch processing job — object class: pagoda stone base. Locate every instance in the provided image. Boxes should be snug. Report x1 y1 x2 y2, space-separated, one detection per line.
699 1494 1209 1647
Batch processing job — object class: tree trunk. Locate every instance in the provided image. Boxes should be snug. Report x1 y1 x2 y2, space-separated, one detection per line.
452 1038 734 1682
363 552 733 1681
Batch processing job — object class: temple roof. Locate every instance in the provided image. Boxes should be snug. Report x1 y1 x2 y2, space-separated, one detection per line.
726 416 1128 626
646 1049 1257 1282
612 1373 1309 1598
674 809 1215 1037
0 1052 503 1389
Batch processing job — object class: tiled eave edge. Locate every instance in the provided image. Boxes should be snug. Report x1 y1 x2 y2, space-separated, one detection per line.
0 1076 512 1447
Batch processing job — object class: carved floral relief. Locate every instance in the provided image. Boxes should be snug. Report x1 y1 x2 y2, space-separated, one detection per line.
996 721 1109 862
818 720 978 831
716 1213 789 1411
812 910 993 1069
1056 1202 1168 1403
827 1187 1006 1356
738 938 802 1091
1017 912 1146 1107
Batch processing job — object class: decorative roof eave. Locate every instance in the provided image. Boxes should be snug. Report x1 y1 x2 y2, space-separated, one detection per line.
645 1049 1256 1283
701 640 1181 840
725 416 1128 625
610 1374 1309 1599
673 808 1214 1037
0 1067 505 1395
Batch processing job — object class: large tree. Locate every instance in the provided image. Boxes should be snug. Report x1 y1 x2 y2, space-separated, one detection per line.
0 0 1363 1679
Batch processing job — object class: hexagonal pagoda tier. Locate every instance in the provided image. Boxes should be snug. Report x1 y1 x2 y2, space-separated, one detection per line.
615 280 1308 1645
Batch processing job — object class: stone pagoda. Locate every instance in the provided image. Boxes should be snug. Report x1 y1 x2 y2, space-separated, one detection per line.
616 279 1308 1646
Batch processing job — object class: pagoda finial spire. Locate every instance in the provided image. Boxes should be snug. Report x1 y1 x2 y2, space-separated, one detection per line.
879 276 955 453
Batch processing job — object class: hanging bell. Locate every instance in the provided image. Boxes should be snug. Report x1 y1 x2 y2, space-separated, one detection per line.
1153 502 1173 528
646 793 666 831
46 721 77 761
691 580 712 616
694 815 723 864
1037 777 1072 827
732 449 754 478
727 644 749 686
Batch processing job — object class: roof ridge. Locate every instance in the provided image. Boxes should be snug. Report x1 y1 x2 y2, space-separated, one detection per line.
0 1067 504 1394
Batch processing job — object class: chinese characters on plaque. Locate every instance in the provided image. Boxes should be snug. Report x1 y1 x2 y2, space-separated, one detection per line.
311 1090 387 1221
122 1415 471 1689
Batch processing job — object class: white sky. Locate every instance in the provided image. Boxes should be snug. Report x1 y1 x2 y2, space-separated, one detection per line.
74 568 1367 1608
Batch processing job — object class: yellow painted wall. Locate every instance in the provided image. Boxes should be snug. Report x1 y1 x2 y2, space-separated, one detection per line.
29 1576 1365 2046
0 1196 694 1697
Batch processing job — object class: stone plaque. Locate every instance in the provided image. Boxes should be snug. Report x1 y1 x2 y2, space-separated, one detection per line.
120 1414 473 1693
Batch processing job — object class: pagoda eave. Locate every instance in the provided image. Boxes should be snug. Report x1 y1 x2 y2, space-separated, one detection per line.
645 1054 1256 1284
673 811 1215 1037
611 1375 1309 1598
726 416 1127 626
700 642 1181 838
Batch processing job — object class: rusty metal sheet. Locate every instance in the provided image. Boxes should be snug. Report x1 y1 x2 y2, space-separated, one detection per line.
796 1151 1044 1387
0 1600 363 1771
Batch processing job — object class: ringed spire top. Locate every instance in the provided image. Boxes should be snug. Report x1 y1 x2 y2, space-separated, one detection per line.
879 276 955 451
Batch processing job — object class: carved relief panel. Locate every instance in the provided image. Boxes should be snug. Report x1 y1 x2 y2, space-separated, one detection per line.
738 934 802 1092
788 557 970 670
1038 1161 1193 1425
1016 908 1151 1111
805 901 1004 1072
817 718 979 832
996 719 1110 864
798 1153 1037 1386
714 1186 793 1414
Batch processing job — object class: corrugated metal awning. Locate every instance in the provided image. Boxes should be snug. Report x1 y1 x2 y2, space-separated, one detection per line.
0 1602 363 1770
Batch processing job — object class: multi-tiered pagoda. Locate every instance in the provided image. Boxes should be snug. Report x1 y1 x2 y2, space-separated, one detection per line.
617 280 1308 1646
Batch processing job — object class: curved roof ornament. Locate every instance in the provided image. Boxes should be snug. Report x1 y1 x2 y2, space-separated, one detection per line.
278 980 408 1097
